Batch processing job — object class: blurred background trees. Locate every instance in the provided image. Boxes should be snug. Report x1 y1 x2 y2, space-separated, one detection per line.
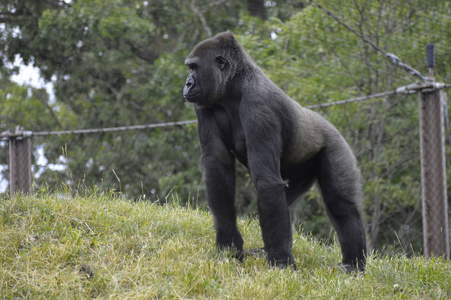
1 0 451 255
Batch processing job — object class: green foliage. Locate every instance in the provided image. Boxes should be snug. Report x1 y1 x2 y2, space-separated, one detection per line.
0 79 57 130
1 194 450 298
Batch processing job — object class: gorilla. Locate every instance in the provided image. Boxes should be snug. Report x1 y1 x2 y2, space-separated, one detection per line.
183 31 367 272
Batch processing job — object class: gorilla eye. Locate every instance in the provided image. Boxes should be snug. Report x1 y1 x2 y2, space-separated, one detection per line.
216 55 227 65
216 55 227 70
188 63 198 71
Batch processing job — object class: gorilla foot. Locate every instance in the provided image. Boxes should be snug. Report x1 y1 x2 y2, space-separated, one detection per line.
268 256 297 270
333 263 365 274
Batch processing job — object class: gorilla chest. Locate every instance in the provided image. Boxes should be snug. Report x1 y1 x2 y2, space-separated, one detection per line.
218 119 247 165
212 105 248 165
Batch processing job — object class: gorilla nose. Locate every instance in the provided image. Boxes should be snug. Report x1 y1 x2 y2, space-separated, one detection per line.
185 76 195 89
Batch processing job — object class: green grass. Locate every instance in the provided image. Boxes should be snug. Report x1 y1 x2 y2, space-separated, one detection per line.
1 191 450 299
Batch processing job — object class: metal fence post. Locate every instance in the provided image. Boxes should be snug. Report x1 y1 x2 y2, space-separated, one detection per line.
9 127 32 195
419 44 450 259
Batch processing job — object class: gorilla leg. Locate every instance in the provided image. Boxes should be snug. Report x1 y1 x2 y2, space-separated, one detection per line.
317 146 367 272
201 154 244 258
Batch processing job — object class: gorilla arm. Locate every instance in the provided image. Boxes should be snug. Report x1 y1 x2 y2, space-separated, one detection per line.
195 106 244 255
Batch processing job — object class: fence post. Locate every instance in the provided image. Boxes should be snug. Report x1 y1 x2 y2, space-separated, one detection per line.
9 127 32 195
419 44 450 259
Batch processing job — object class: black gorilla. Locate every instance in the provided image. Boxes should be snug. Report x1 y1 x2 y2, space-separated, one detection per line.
183 31 367 272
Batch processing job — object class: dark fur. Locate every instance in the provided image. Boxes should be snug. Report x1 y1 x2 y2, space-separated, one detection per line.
183 31 367 271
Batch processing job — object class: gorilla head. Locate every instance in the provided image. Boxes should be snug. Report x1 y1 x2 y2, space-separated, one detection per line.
184 31 367 272
183 32 252 106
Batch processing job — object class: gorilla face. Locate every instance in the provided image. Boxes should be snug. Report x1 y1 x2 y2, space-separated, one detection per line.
183 59 202 103
183 39 229 106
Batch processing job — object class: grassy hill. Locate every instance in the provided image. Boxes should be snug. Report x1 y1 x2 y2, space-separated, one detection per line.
1 191 450 299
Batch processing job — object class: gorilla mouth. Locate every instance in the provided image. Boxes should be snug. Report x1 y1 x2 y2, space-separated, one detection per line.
184 94 200 102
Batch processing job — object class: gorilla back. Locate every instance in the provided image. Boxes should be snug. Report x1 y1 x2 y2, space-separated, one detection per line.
184 31 367 272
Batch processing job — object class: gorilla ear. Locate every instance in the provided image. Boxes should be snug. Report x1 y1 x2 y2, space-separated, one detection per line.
216 55 227 70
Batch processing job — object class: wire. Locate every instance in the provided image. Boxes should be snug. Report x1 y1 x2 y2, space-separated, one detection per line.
306 90 397 109
31 120 198 137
